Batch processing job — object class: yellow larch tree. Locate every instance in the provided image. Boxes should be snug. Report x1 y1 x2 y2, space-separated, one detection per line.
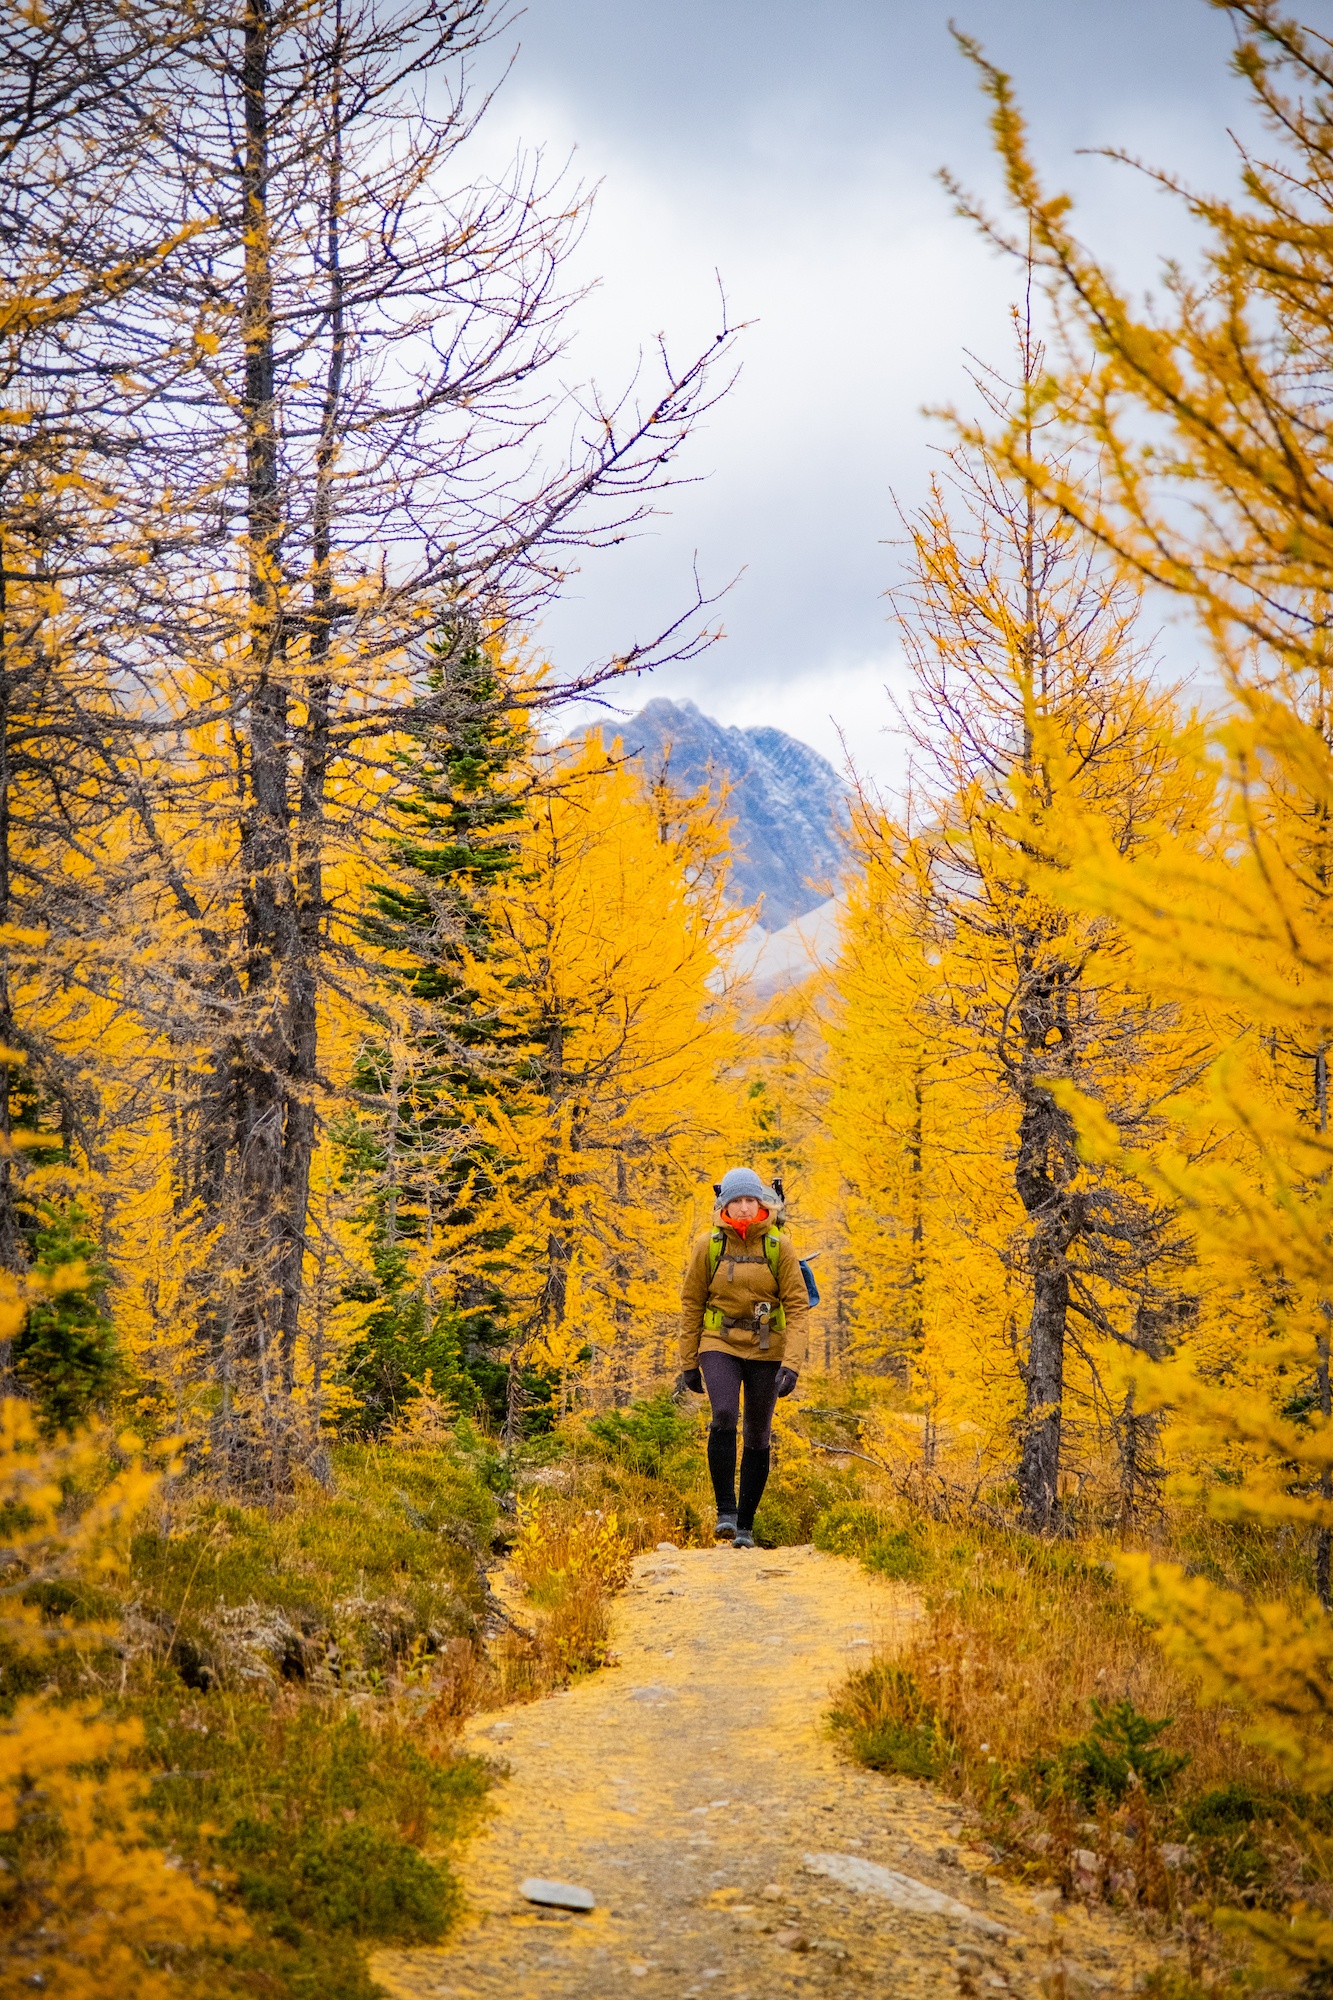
950 14 1333 1963
823 317 1215 1522
463 733 747 1424
819 813 1021 1455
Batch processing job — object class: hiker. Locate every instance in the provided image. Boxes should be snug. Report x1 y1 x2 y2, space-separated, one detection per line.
679 1166 809 1548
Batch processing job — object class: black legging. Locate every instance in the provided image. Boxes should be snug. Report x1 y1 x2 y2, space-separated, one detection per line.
699 1352 780 1529
699 1351 781 1447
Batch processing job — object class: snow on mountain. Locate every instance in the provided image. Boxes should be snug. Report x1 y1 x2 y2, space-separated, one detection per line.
728 895 845 996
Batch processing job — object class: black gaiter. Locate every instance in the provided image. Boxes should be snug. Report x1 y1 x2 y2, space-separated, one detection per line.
706 1424 738 1512
736 1446 771 1531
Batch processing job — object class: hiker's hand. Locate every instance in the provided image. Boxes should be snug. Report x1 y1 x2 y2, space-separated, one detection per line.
775 1367 799 1399
680 1368 703 1395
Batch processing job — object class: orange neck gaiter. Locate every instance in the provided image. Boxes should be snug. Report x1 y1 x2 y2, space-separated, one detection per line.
722 1206 770 1241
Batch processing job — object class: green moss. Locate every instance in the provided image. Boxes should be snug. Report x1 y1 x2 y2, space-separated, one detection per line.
129 1443 497 1689
141 1693 490 1996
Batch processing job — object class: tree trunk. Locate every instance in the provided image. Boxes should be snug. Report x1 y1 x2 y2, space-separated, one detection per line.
1015 1083 1077 1529
1318 1316 1332 1611
0 533 25 1393
277 24 346 1397
223 0 292 1476
1018 1259 1069 1529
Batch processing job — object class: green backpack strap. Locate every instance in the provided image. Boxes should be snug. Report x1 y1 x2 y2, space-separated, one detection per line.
764 1229 785 1333
703 1229 726 1329
702 1226 786 1337
763 1228 781 1284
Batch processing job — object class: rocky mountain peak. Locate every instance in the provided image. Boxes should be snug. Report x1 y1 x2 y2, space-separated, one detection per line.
573 697 849 931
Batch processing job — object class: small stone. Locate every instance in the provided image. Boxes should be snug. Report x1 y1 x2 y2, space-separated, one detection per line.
1030 1888 1062 1914
656 1541 679 1551
761 1883 785 1899
1159 1843 1192 1870
773 1929 809 1951
936 1845 961 1868
520 1877 595 1912
1072 1848 1100 1875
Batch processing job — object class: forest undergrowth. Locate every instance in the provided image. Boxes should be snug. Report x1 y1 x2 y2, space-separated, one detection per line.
0 1390 698 2000
572 1376 1333 1996
7 1368 1331 1998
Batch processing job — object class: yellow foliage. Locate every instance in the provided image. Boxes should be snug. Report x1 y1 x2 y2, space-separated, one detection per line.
464 735 746 1390
0 1404 242 1993
0 1397 163 1654
511 1493 633 1600
949 12 1333 1849
0 1700 246 2000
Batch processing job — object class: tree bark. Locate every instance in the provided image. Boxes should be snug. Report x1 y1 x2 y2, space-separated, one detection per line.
225 0 291 1470
277 13 347 1396
1015 1084 1077 1529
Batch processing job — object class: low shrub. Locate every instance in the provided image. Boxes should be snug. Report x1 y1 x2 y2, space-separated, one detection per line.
225 1820 454 1945
1 1698 246 1999
828 1509 1315 1952
141 1694 489 1996
584 1393 700 1481
500 1495 633 1683
865 1526 928 1581
812 1500 884 1557
828 1660 956 1781
1059 1697 1190 1807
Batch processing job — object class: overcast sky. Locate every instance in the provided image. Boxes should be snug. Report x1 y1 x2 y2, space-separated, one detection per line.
476 0 1259 787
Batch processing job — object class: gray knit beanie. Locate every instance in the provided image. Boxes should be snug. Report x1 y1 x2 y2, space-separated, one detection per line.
716 1166 778 1210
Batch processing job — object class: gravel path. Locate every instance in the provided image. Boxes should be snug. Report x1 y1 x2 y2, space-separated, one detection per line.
373 1543 1160 1999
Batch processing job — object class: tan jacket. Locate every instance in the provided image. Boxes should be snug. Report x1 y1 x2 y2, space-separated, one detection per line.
680 1222 809 1372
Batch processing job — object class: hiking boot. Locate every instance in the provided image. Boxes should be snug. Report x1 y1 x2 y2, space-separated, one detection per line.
733 1527 755 1549
713 1512 738 1542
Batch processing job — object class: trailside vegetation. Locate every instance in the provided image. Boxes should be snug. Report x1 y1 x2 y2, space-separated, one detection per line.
18 4 1333 1997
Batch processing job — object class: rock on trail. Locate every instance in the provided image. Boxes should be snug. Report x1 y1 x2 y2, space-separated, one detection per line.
373 1544 1159 1998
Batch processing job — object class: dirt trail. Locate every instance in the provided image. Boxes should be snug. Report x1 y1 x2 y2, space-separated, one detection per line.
374 1544 1161 1999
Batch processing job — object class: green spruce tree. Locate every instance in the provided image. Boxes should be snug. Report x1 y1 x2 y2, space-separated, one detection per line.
14 1202 118 1435
337 616 534 1428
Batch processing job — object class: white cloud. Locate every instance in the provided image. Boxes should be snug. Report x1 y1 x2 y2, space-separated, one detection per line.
467 1 1262 767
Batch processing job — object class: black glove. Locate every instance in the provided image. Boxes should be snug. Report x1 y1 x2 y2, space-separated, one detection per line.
775 1367 799 1399
680 1368 703 1395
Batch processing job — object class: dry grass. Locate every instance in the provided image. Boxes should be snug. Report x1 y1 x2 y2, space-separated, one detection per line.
481 1449 697 1702
826 1499 1333 1990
